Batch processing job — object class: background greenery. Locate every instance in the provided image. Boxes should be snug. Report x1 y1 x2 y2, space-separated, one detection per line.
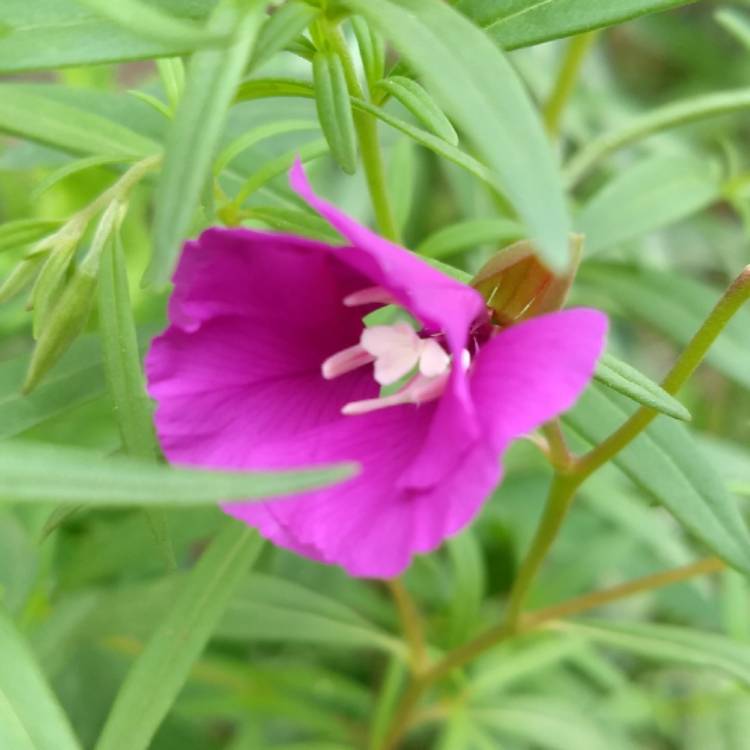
1 0 750 748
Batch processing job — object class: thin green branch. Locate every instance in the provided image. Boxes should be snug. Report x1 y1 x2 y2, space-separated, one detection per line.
543 31 597 138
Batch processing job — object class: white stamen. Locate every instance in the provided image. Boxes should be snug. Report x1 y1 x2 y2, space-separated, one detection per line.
343 286 397 307
342 372 450 415
321 344 374 380
323 319 466 415
361 323 422 386
418 339 451 378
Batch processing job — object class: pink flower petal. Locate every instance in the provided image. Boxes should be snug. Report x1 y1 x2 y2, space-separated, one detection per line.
469 308 608 450
226 403 501 577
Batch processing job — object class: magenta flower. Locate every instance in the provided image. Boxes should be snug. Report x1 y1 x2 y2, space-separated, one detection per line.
146 163 607 578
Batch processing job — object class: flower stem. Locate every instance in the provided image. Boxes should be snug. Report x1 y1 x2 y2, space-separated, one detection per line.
381 555 725 748
387 579 427 673
380 267 750 748
325 24 400 242
575 265 750 477
543 31 598 138
503 472 581 628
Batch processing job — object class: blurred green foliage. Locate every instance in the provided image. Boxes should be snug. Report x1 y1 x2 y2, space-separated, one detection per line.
1 1 750 749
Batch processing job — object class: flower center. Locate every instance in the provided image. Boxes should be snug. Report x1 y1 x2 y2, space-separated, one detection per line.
322 289 468 415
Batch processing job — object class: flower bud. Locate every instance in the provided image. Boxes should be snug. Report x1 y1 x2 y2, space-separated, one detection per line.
471 235 583 326
23 266 97 394
0 256 43 304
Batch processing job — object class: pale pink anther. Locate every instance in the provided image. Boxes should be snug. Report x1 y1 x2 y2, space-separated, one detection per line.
342 286 397 307
361 322 450 386
342 372 450 415
321 344 375 380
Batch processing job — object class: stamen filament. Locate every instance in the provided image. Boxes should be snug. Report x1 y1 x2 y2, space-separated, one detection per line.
321 344 374 380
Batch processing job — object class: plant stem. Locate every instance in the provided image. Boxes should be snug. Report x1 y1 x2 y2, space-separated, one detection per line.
575 265 750 477
524 556 724 627
382 555 724 747
326 24 400 242
543 31 598 138
380 267 750 748
503 472 580 628
387 579 427 673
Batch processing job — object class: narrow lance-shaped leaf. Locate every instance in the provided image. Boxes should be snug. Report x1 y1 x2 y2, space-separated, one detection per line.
0 84 158 158
98 231 175 567
351 15 385 91
375 75 458 145
559 619 750 687
74 0 226 48
0 441 357 506
248 0 318 71
345 0 571 270
462 0 699 51
93 521 264 750
0 335 109 440
576 152 722 254
312 50 358 175
146 0 263 288
579 263 750 391
417 218 524 258
0 608 83 750
0 0 216 73
565 386 750 576
595 353 692 421
565 87 750 186
235 78 502 197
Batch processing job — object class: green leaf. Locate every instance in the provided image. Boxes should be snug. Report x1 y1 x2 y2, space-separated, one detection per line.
473 696 622 750
462 0 698 51
565 386 750 576
416 218 524 258
230 138 329 208
0 219 62 254
560 619 750 686
351 15 386 90
344 0 571 271
0 337 107 439
312 50 358 175
215 119 320 175
0 608 82 750
577 152 722 255
446 530 486 645
249 0 318 71
235 78 503 197
146 0 263 288
594 353 691 421
74 0 224 48
375 75 458 145
98 232 175 567
0 441 357 506
579 263 750 390
0 84 158 158
31 155 131 201
565 87 750 186
716 9 750 51
0 0 216 73
93 521 263 750
244 206 340 243
219 574 403 655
